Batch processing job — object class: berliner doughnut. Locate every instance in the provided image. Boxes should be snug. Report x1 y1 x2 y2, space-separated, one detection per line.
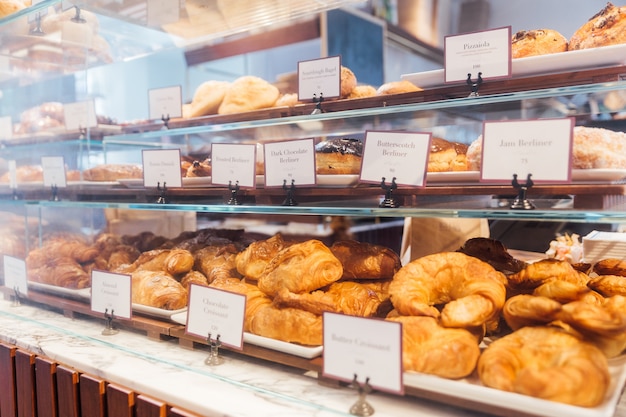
388 252 506 328
511 29 568 58
427 137 469 172
477 326 610 407
315 137 363 175
569 2 626 50
387 315 480 379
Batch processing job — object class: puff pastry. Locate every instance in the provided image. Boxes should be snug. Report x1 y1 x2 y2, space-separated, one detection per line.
387 315 480 379
131 270 187 310
389 252 506 328
477 326 610 407
257 240 343 297
330 240 401 280
235 233 291 281
247 304 322 346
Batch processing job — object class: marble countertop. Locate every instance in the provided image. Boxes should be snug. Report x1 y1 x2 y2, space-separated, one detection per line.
0 298 624 417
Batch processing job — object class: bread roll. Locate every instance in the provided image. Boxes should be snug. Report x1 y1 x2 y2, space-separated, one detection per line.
189 80 230 117
218 76 280 115
340 66 357 98
569 2 626 50
347 85 377 99
376 80 422 95
511 29 568 58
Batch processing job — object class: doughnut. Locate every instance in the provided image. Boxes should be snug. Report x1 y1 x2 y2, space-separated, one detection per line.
478 326 610 407
388 252 506 328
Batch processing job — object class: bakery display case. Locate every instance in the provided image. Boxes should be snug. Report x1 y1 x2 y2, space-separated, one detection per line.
1 1 626 417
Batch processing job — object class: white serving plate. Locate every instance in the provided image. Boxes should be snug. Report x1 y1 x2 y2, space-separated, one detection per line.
27 281 91 301
132 303 187 319
170 312 323 359
402 44 626 88
403 354 626 417
120 175 360 188
425 169 626 184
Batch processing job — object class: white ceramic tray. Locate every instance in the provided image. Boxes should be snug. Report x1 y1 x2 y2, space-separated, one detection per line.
27 281 91 300
403 354 626 417
402 44 626 88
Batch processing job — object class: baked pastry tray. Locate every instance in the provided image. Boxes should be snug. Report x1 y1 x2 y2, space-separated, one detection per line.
403 353 626 417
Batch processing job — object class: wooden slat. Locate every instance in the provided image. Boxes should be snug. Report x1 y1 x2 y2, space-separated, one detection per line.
167 407 202 417
15 350 36 417
79 374 107 417
34 357 57 417
135 395 167 417
56 366 80 417
106 384 134 417
0 343 17 417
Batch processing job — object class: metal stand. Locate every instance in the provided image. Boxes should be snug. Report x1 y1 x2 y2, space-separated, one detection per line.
102 309 119 335
11 287 21 307
510 173 535 210
161 114 170 129
30 13 45 36
379 177 399 208
71 6 86 23
311 93 324 115
227 181 241 205
349 375 375 416
50 185 60 201
205 334 224 366
466 72 483 97
282 179 297 206
156 182 169 204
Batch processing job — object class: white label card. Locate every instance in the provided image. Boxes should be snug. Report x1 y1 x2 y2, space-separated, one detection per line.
211 143 257 188
481 118 574 183
298 56 341 101
64 100 97 131
7 160 16 189
323 312 403 394
3 255 28 297
142 149 183 188
444 27 511 84
148 86 183 120
360 130 431 187
90 270 132 319
186 284 245 350
61 19 94 48
41 156 67 187
0 116 12 140
263 139 316 187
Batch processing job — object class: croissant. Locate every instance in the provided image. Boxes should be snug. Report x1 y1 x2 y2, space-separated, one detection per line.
507 259 589 290
272 281 385 317
477 326 610 407
329 240 401 280
28 257 90 289
247 304 322 346
194 244 240 283
116 249 194 276
387 315 480 379
131 270 187 310
235 233 291 281
209 276 272 331
532 278 602 304
592 258 626 277
389 252 506 328
502 294 562 331
257 240 343 297
588 275 626 297
180 270 209 291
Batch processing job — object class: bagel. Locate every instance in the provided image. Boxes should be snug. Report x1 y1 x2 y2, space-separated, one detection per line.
478 326 610 407
387 315 480 379
388 252 506 328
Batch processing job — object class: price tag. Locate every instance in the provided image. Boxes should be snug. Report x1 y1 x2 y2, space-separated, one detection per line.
211 143 257 188
0 116 12 140
360 130 431 187
444 27 511 84
297 56 341 101
7 160 16 189
323 312 404 394
480 118 574 183
263 139 316 187
41 156 67 187
91 270 132 319
142 149 183 188
3 255 28 297
148 86 183 120
64 100 97 131
186 284 246 350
